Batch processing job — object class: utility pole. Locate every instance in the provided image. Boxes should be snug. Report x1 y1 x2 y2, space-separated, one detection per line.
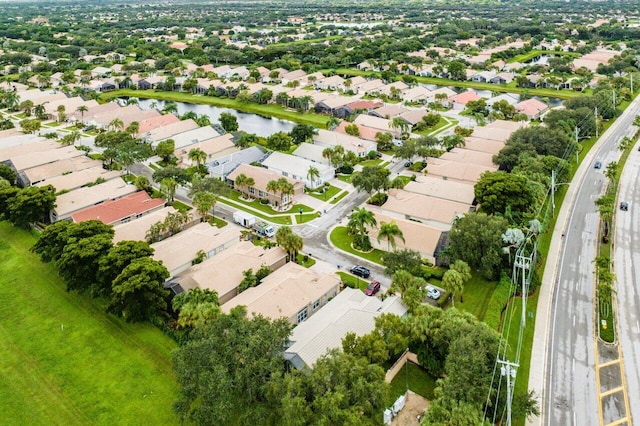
498 359 519 426
595 106 599 138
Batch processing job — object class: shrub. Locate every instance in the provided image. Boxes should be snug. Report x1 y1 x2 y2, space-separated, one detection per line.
260 198 269 205
368 192 388 206
409 162 424 172
484 274 513 330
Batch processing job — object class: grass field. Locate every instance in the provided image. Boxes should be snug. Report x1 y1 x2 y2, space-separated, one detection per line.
0 222 179 425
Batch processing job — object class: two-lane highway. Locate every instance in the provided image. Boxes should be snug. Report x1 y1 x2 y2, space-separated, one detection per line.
533 95 640 426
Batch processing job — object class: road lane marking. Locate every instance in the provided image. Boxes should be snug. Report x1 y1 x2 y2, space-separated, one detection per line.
573 315 576 327
572 358 575 372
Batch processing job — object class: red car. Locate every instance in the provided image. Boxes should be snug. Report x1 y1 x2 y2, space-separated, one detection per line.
365 281 381 296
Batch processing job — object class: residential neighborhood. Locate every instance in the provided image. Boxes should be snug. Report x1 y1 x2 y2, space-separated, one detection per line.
0 1 639 425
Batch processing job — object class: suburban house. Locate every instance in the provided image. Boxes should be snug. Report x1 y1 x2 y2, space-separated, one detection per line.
145 119 201 146
404 175 477 206
221 262 341 325
90 105 158 130
227 164 304 206
368 210 448 264
137 76 164 90
111 206 176 242
284 288 407 370
313 129 377 157
353 114 398 137
471 71 496 83
486 93 519 108
136 114 181 136
440 148 497 168
50 177 137 222
262 151 334 190
333 100 383 118
352 79 386 96
0 138 65 164
401 86 432 103
33 167 121 192
463 136 506 155
69 191 166 225
315 96 359 117
447 90 481 110
18 156 103 187
6 146 86 180
68 102 121 124
174 133 237 166
165 125 221 151
168 242 287 302
370 105 409 119
152 223 241 277
206 146 269 180
291 143 331 166
471 119 525 143
380 189 474 230
314 75 345 91
398 110 430 129
514 98 550 120
489 72 516 84
425 157 498 184
334 121 380 142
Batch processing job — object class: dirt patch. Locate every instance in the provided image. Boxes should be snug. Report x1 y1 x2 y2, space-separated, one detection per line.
391 391 429 426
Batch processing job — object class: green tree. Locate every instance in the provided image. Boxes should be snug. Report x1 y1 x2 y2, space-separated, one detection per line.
172 308 292 425
276 226 303 262
19 118 41 134
193 191 217 222
494 127 575 172
289 123 316 144
188 147 207 168
30 220 75 262
57 233 114 293
347 206 377 250
351 165 390 195
375 131 393 151
97 240 154 296
234 173 255 199
153 166 190 185
5 185 56 228
172 288 220 328
306 165 320 189
0 164 18 186
474 171 540 221
109 257 170 322
389 270 427 312
219 112 238 132
156 139 176 164
344 123 360 137
377 220 405 251
448 212 509 280
161 177 178 202
76 105 88 124
238 268 258 293
266 131 293 151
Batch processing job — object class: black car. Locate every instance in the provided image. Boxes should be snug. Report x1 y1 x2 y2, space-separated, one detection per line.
620 202 629 211
350 265 371 278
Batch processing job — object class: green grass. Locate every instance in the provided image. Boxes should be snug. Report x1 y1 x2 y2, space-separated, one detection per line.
170 200 191 212
306 184 341 201
507 49 578 64
388 361 437 403
328 68 584 100
100 89 330 128
227 190 313 216
330 190 349 204
329 226 385 265
337 174 352 183
336 271 368 291
454 273 497 321
0 222 179 425
296 253 316 268
359 158 383 167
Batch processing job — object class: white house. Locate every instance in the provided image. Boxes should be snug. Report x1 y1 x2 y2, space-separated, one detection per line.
262 151 334 189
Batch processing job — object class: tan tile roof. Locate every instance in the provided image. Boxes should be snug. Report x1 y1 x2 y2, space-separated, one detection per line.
382 189 473 228
34 167 121 192
405 175 476 205
53 177 137 220
112 206 177 243
440 148 497 168
10 146 85 171
425 157 498 183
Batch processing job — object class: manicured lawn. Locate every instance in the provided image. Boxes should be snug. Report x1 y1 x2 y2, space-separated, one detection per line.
336 271 369 292
100 89 330 128
0 223 179 425
359 158 383 167
170 200 191 212
306 184 341 201
337 174 352 183
455 273 498 321
296 253 317 268
329 226 385 265
227 190 313 215
330 190 349 204
508 49 578 64
388 361 437 403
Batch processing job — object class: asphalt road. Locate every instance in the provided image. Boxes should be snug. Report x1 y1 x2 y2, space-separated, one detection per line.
615 135 640 424
542 96 640 426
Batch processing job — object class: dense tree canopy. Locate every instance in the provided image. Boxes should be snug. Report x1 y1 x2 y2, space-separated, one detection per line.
474 171 542 222
493 127 575 172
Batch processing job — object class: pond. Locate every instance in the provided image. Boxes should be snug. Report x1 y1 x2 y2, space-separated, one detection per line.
132 98 296 137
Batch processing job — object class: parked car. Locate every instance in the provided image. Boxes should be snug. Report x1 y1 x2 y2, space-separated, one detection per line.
350 265 371 278
426 285 441 300
404 161 412 167
365 281 381 296
620 201 629 211
594 161 602 169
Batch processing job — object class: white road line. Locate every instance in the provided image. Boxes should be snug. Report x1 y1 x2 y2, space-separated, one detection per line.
574 410 577 426
636 321 639 334
573 315 576 327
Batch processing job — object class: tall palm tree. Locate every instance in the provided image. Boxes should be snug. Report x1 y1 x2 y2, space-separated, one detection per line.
450 260 471 303
276 177 294 209
306 165 320 189
347 206 377 250
442 269 464 307
161 177 178 202
390 117 409 138
125 121 139 135
377 221 405 251
188 148 207 168
56 104 66 122
76 105 88 125
193 191 217 222
266 179 279 207
276 226 303 263
234 173 255 199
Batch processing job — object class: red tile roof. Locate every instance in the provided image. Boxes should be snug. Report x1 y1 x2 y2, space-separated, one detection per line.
346 100 383 110
448 90 480 105
70 191 166 225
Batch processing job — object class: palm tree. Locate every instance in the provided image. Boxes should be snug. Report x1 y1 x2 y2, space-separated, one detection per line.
306 165 320 189
347 206 377 250
76 105 88 125
125 121 139 135
161 177 178 202
193 191 217 222
604 161 618 189
33 103 46 120
234 173 255 199
276 226 303 263
377 221 405 251
442 269 464 307
19 99 33 116
450 260 471 303
276 177 294 209
389 270 427 313
390 117 410 138
266 179 279 207
56 104 66 122
188 148 207 168
162 102 178 115
61 130 81 146
109 118 124 131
